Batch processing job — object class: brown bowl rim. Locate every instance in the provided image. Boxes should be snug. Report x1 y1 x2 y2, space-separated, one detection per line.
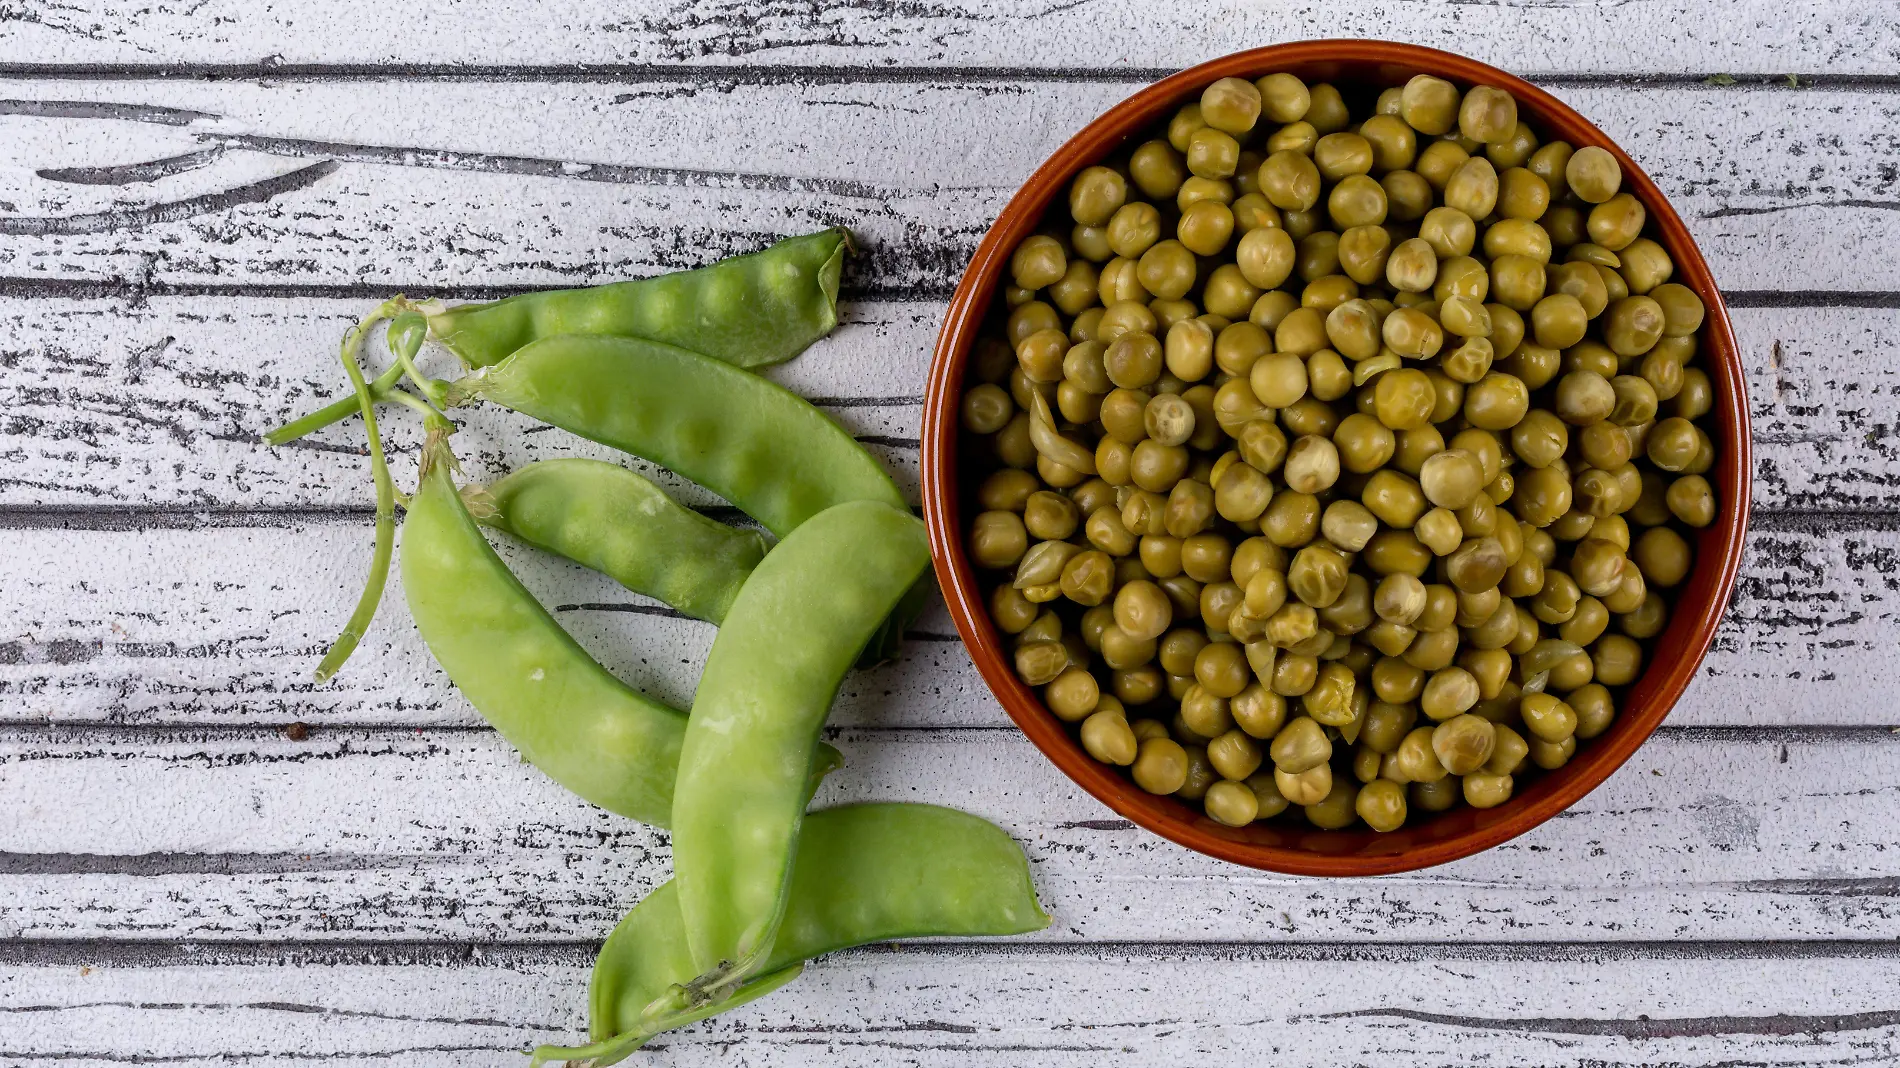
921 40 1754 876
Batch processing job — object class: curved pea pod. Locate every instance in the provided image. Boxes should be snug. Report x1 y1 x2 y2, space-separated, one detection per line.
471 458 768 624
446 335 905 538
402 432 838 825
672 500 931 982
264 232 850 448
530 803 1047 1067
424 228 850 370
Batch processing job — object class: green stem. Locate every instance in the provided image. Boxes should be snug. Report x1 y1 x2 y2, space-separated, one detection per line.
523 993 697 1068
664 893 791 1011
264 362 405 446
392 334 449 412
527 963 806 1066
264 298 450 445
384 386 451 426
386 391 454 512
527 1031 650 1068
313 307 400 684
524 990 724 1068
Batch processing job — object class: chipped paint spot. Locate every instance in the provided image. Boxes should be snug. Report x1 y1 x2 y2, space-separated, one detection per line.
1691 793 1763 849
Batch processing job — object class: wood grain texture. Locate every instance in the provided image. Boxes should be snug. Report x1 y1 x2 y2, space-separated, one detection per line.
1 521 1896 729
0 296 1894 511
4 941 1899 1066
2 14 1898 1063
0 0 1896 73
0 79 1895 292
0 519 976 728
1 726 1897 943
0 297 927 510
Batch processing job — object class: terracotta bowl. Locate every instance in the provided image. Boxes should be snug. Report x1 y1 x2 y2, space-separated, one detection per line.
921 41 1753 875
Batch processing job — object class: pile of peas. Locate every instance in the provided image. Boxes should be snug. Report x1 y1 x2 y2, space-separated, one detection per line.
960 72 1720 833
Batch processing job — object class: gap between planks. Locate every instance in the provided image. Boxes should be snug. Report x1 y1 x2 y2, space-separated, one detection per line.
6 937 1900 968
0 77 1892 296
0 66 1897 89
0 505 1889 533
1 723 1897 742
0 275 1894 308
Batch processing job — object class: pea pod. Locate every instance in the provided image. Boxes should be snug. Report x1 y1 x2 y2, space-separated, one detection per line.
470 458 767 624
471 455 921 665
264 229 850 446
446 335 905 538
530 803 1047 1067
426 228 849 370
671 500 930 989
402 430 838 825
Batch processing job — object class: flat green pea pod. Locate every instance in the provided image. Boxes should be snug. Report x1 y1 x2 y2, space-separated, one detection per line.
403 430 838 825
671 500 930 994
530 803 1048 1067
469 458 767 624
445 335 905 539
263 229 849 447
424 228 849 370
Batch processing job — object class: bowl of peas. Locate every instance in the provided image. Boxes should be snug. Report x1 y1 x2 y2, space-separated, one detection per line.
921 41 1752 875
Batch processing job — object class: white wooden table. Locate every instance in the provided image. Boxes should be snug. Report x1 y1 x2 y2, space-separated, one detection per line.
3 3 1899 1064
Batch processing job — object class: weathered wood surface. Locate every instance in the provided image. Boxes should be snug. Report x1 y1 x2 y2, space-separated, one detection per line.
1 0 1896 74
0 79 1895 293
1 297 1895 512
2 726 1898 943
1 521 1895 729
4 941 1898 1067
0 297 929 511
4 9 1900 1065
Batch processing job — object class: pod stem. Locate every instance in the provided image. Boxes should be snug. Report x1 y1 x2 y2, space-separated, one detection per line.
458 482 501 522
526 1030 649 1068
264 362 405 446
386 303 453 416
262 297 451 445
440 367 489 408
384 384 454 430
528 965 799 1068
312 306 402 684
664 935 774 1015
416 423 459 481
525 992 711 1068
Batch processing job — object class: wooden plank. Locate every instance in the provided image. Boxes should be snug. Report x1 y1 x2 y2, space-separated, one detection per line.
0 520 984 730
1 519 1896 729
0 0 1895 74
0 79 1895 293
0 296 1895 512
2 941 1897 1067
0 296 929 511
2 726 1898 943
1752 308 1900 512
